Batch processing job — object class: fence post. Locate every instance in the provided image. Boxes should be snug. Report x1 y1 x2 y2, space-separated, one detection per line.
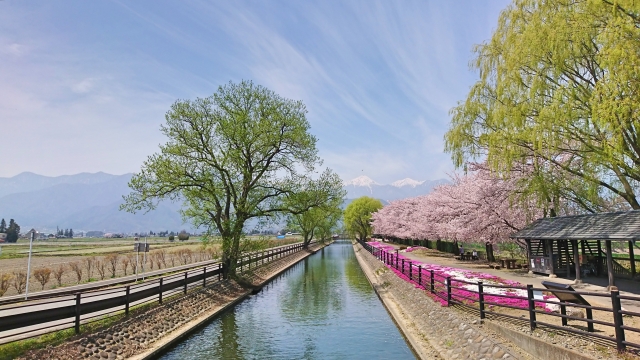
527 284 536 331
418 265 422 287
218 263 222 281
125 286 130 316
159 278 163 304
446 276 452 306
203 267 207 287
184 272 188 294
611 290 626 352
430 270 435 293
402 259 405 274
409 262 412 281
478 281 485 320
560 302 568 326
75 293 81 334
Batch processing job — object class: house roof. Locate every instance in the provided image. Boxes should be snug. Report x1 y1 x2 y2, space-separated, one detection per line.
510 210 640 241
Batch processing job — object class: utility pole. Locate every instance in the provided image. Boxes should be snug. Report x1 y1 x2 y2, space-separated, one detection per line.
25 231 35 299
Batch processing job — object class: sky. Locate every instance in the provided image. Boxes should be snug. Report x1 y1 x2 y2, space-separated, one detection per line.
0 0 511 184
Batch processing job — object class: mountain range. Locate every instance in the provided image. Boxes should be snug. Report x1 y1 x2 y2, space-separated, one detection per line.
343 175 449 201
0 172 187 234
0 172 448 233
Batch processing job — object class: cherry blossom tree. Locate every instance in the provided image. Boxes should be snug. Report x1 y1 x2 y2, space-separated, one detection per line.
371 163 543 247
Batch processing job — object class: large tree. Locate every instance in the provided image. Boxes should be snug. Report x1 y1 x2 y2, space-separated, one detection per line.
285 169 345 247
445 0 640 212
0 219 6 233
6 219 20 243
122 80 326 278
344 196 383 241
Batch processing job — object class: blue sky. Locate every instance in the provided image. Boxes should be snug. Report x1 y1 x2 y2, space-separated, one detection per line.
0 0 510 183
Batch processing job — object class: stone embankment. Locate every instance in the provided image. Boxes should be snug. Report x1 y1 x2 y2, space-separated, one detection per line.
17 242 327 360
353 242 530 360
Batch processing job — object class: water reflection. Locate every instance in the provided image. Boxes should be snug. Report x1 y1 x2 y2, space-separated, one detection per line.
160 242 414 360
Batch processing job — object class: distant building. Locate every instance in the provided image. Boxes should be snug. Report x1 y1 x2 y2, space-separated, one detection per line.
0 233 5 243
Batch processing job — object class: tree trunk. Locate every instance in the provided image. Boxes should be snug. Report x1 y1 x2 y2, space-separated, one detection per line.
485 242 495 262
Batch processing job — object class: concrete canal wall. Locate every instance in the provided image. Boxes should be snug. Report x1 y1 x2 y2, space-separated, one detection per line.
16 242 330 360
352 241 526 360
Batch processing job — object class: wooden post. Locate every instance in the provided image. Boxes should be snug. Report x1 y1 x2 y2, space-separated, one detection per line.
629 241 636 279
547 239 556 278
605 241 617 290
125 286 130 316
597 240 603 276
478 281 485 320
159 278 163 304
525 239 532 274
611 290 626 352
527 285 536 331
572 239 581 283
74 293 81 334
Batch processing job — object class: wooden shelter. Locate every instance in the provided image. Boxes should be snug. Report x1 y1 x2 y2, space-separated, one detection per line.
511 210 640 290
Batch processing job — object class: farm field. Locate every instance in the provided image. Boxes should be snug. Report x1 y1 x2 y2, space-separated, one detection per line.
0 236 300 298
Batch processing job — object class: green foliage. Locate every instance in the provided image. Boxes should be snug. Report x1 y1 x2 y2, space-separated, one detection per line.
445 0 640 213
343 197 383 241
285 169 346 246
0 219 6 233
5 219 20 243
121 80 324 278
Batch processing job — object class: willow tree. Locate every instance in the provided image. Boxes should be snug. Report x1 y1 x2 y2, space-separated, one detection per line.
121 80 325 278
344 196 383 241
445 0 640 212
285 168 346 247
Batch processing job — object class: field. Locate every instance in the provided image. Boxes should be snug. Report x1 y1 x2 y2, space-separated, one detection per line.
0 235 301 298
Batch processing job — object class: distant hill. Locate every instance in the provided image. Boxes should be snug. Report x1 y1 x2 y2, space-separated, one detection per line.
0 172 191 233
343 175 449 201
0 172 449 234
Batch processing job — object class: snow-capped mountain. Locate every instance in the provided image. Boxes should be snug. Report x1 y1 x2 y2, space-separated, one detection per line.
391 178 425 188
343 176 449 201
344 175 380 187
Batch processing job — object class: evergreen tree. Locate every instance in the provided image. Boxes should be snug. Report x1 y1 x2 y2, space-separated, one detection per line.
69 229 74 238
6 219 20 243
0 218 6 233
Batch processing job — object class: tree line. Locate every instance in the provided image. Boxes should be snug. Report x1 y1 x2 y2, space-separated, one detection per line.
0 218 20 243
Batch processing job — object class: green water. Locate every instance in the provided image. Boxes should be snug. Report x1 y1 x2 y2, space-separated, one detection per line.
159 241 415 359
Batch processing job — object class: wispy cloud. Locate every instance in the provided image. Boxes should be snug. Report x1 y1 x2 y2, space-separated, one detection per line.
0 0 510 180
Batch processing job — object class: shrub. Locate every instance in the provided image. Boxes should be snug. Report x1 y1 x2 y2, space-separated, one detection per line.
84 257 97 280
95 259 106 280
121 256 131 276
178 231 189 241
12 271 27 294
106 254 119 278
69 262 83 283
168 235 175 241
33 267 52 290
53 264 66 287
0 273 12 297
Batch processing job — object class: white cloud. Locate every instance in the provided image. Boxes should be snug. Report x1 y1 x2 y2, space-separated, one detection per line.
6 43 26 56
71 78 95 94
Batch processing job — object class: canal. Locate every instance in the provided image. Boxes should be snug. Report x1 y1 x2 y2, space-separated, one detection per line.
160 241 415 359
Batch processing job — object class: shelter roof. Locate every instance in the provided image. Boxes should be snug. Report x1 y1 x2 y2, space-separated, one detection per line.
510 210 640 241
